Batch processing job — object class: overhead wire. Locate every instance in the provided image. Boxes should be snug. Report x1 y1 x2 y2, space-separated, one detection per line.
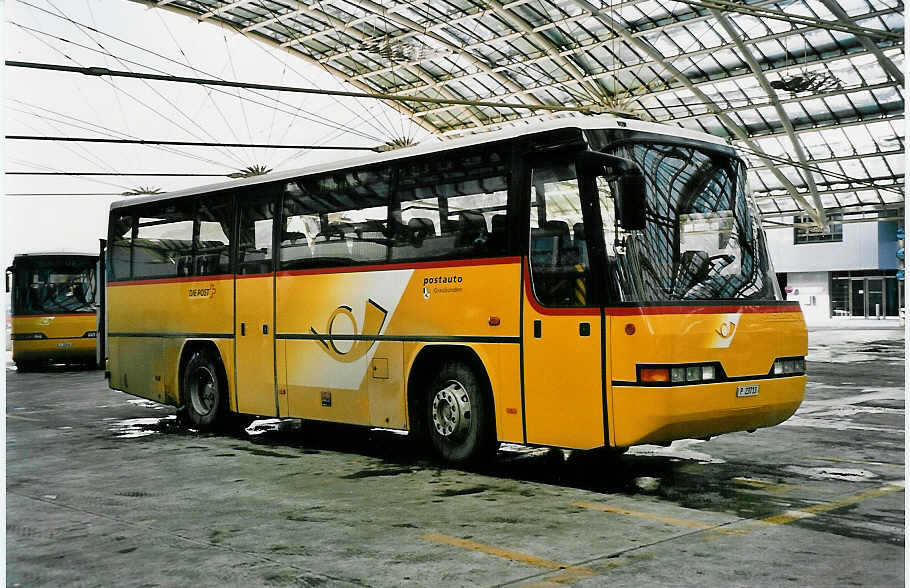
155 8 263 168
17 0 387 144
41 0 250 169
7 22 386 151
222 30 257 164
249 0 399 144
7 100 238 169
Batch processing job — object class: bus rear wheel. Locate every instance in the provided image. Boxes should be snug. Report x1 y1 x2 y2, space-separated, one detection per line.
181 349 226 432
425 360 496 464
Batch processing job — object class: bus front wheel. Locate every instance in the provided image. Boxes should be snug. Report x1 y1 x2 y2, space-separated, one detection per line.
425 360 496 464
181 349 225 432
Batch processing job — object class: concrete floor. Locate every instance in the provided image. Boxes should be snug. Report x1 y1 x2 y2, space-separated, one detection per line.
6 326 905 587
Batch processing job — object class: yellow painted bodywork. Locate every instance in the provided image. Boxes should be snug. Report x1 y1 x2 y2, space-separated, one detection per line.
107 276 234 407
11 314 97 364
607 310 808 447
235 276 276 416
107 260 807 451
522 306 605 449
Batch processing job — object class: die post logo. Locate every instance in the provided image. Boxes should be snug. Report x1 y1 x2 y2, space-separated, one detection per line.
310 299 388 363
188 283 217 300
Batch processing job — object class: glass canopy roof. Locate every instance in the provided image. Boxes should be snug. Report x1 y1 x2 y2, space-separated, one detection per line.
137 0 903 227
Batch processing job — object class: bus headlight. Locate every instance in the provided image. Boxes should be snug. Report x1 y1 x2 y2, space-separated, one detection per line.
639 362 723 385
773 357 805 376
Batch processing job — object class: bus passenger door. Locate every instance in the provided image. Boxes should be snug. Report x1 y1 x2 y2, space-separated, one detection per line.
522 161 606 449
234 193 278 417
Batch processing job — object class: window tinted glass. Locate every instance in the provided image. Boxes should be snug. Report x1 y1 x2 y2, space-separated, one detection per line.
12 257 97 315
196 194 232 275
529 162 593 307
133 202 195 279
391 146 510 262
280 166 391 269
237 193 276 275
109 213 134 281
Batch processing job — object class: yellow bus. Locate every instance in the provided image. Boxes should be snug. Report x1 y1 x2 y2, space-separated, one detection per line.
6 252 100 371
104 116 807 463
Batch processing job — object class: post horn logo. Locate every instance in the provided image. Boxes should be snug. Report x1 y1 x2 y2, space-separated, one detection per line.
715 320 736 338
310 299 388 363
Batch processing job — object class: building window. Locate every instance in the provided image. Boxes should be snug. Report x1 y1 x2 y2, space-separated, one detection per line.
794 214 843 244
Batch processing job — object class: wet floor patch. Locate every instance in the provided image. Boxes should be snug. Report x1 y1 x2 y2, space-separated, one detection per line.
341 467 415 479
784 466 878 482
108 416 177 438
627 439 726 464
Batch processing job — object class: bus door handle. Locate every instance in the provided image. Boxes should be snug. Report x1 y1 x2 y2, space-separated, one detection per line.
240 322 246 336
262 324 269 335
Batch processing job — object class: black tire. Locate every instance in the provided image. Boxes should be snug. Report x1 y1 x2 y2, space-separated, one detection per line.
15 361 38 373
181 349 226 432
425 360 497 464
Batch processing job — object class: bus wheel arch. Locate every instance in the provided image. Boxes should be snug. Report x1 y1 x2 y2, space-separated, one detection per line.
407 345 498 463
178 341 228 431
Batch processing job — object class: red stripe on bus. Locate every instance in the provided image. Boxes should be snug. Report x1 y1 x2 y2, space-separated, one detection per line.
521 259 801 317
107 274 234 286
10 313 94 318
276 256 522 277
606 304 801 316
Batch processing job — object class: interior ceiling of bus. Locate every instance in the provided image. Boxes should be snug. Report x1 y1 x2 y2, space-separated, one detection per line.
134 0 903 229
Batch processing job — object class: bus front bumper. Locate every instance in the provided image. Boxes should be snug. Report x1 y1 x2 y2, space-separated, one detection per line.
13 338 97 363
610 376 806 447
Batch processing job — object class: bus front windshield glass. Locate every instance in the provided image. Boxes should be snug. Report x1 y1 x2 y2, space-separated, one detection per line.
601 142 779 302
12 258 97 315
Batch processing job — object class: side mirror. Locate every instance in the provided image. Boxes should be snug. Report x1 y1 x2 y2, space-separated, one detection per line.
614 171 647 231
576 151 647 231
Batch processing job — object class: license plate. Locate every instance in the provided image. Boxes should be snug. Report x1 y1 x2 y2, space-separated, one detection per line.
736 384 759 398
56 342 72 348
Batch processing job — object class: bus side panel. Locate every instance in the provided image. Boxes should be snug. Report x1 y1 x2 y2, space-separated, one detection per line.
277 261 521 429
609 309 807 447
11 314 96 363
107 277 234 405
108 337 165 403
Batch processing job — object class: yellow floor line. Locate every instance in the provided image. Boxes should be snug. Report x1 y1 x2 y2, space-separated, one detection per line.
572 501 714 529
422 533 577 570
731 476 830 494
761 484 904 525
421 533 598 585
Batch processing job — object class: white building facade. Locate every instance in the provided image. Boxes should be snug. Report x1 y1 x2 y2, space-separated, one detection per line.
766 219 903 322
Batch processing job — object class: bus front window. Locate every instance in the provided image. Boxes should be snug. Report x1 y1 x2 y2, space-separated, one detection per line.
596 143 779 303
12 260 97 315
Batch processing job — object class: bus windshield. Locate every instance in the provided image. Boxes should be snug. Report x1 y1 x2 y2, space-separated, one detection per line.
598 142 780 303
11 257 97 315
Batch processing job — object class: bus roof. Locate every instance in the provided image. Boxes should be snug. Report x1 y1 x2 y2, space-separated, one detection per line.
110 114 732 211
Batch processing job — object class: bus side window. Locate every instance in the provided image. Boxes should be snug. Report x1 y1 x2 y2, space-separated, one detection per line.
279 166 391 270
391 145 510 262
195 194 232 276
109 213 135 281
529 163 592 307
237 195 275 275
133 202 195 280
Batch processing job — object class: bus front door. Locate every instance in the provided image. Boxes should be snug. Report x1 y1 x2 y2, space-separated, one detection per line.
234 195 278 417
521 161 606 449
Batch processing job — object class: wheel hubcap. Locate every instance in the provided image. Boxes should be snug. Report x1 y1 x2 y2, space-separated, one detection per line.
189 366 217 417
431 380 471 439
